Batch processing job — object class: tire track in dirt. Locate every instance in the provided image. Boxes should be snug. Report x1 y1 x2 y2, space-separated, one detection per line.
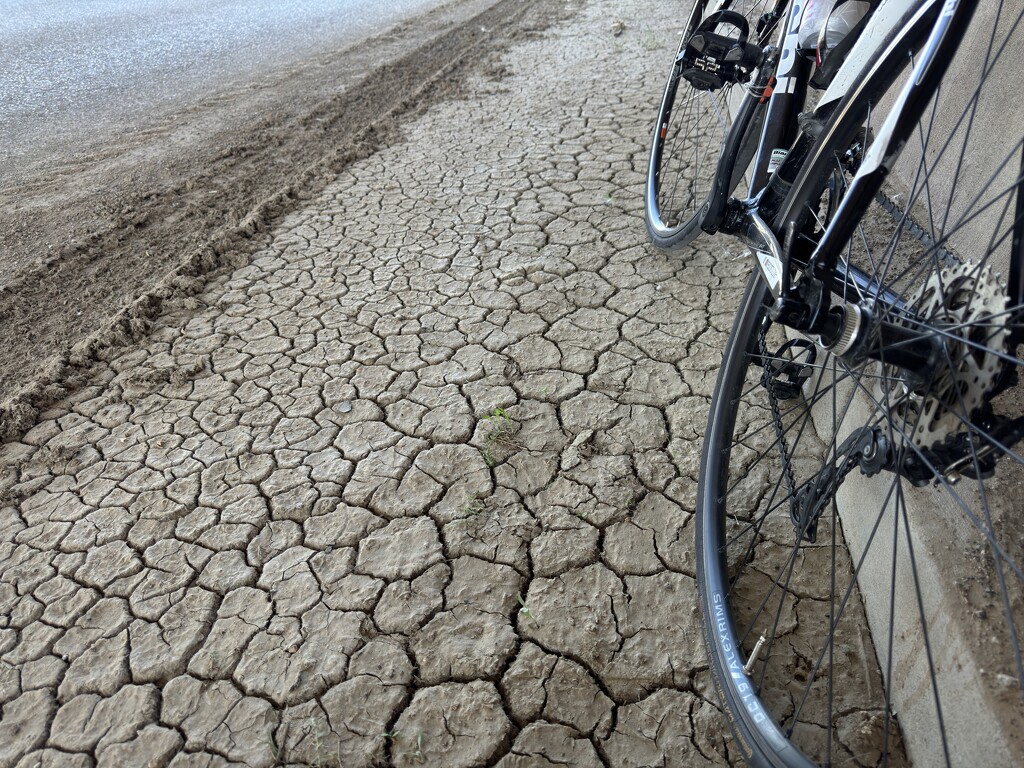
0 0 581 441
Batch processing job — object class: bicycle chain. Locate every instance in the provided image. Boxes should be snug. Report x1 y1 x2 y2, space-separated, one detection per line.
759 329 885 537
760 186 955 537
757 319 801 530
758 326 868 542
873 189 958 266
791 428 880 542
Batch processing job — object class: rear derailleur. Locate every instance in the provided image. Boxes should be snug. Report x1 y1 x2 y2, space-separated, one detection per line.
761 341 1024 545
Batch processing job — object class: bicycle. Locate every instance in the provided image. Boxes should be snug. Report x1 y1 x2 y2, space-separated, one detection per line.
645 1 1024 766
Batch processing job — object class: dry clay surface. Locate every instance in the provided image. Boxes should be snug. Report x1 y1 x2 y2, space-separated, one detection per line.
0 1 879 766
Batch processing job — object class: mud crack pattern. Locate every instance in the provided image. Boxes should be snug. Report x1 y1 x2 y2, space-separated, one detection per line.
0 1 886 765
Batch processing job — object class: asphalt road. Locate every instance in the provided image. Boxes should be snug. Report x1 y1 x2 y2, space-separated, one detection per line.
0 0 448 177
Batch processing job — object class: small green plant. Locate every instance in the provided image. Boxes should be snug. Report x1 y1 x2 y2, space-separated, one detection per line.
480 447 497 467
400 732 427 765
517 592 540 626
460 492 486 518
487 406 512 425
480 407 520 467
641 30 663 51
265 729 282 763
289 714 341 768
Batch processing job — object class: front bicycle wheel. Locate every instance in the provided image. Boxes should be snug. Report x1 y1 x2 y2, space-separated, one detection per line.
697 2 1024 766
644 0 777 250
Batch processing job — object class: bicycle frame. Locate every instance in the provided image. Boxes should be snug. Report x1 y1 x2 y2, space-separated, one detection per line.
709 0 1024 357
683 3 1024 764
698 0 804 234
748 0 811 195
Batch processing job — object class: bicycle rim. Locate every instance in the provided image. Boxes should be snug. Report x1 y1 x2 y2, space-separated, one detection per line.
697 2 1024 766
644 0 777 249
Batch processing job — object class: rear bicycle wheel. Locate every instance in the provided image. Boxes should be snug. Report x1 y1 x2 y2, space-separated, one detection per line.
644 0 777 250
696 2 1024 766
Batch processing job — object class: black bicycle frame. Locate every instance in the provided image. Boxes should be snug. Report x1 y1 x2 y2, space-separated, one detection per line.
704 0 1024 356
701 0 807 235
785 1 976 290
747 0 811 196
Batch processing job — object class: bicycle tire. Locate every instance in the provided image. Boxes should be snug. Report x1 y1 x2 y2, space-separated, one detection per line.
644 1 775 251
696 1 1024 766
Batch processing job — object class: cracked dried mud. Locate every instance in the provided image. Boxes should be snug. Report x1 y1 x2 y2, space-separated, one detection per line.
0 0 905 765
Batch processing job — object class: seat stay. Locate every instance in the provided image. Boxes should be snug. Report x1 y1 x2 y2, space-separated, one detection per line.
791 0 977 286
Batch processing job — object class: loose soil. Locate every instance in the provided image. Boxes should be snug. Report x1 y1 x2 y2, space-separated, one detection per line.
0 0 579 440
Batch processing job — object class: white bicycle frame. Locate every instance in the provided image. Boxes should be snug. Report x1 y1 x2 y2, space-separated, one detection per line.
818 0 936 176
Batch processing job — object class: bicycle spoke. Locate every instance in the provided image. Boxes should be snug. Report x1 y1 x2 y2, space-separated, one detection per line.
695 3 1024 766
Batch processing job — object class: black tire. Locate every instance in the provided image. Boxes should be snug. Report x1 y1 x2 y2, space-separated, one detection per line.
696 2 1024 766
644 1 775 251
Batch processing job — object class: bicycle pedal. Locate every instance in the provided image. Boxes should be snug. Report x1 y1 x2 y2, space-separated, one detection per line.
679 11 763 91
762 339 817 400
